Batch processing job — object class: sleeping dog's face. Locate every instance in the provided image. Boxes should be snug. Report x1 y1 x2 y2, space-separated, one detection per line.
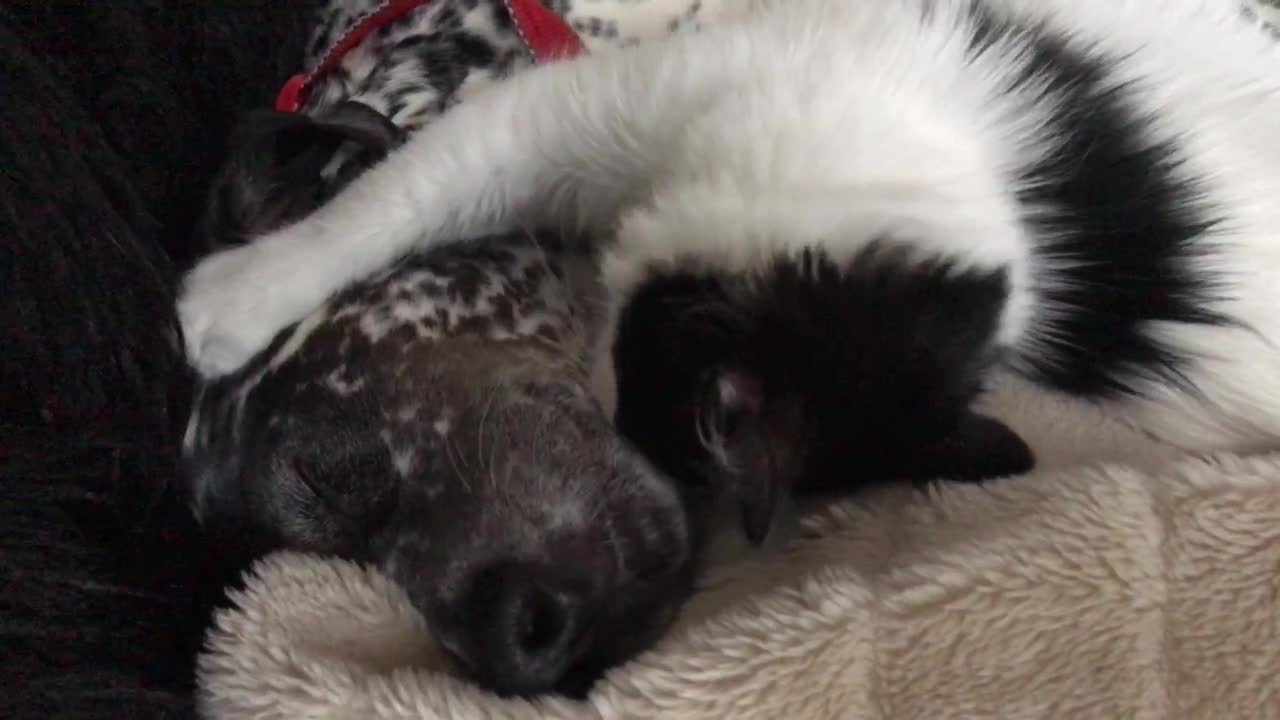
184 109 697 698
185 241 697 698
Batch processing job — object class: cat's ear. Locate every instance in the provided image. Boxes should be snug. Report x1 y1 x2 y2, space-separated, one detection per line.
700 369 785 546
198 101 405 249
909 411 1035 483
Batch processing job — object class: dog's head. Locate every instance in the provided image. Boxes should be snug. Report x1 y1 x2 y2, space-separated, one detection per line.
183 232 698 698
613 243 1036 544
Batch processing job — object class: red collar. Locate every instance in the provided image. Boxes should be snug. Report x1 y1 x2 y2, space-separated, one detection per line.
276 0 585 113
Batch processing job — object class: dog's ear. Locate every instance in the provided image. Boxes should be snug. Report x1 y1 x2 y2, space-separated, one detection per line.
907 410 1035 484
181 380 253 536
198 100 405 250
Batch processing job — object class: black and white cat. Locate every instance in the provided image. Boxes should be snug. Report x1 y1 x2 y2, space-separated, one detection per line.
178 0 1280 506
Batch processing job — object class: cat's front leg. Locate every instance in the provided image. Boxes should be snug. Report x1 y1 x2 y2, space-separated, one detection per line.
176 136 447 378
178 36 704 377
176 227 376 377
177 241 288 377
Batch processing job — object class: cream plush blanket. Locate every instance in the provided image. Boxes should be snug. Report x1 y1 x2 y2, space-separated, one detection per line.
197 2 1280 718
199 374 1280 720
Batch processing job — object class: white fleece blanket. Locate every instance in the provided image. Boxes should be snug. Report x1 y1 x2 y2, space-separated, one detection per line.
198 2 1280 718
197 373 1280 720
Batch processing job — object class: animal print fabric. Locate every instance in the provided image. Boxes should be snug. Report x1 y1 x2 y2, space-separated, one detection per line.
302 0 1279 134
1245 0 1280 34
297 0 740 132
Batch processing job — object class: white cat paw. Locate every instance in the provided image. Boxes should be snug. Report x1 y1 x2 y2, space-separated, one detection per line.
177 245 298 378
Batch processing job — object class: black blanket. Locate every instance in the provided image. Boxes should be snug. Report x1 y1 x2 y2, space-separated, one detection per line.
0 3 323 717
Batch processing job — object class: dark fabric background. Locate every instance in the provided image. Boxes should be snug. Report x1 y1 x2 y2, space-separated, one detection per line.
0 2 322 717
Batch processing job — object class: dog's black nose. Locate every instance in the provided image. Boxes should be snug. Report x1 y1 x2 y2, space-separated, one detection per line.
455 562 592 697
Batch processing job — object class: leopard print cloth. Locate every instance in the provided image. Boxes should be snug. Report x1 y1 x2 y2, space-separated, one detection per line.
299 0 1278 137
1245 0 1280 35
299 0 744 133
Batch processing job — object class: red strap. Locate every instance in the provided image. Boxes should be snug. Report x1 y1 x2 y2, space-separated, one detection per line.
506 0 586 61
276 73 309 114
276 0 585 113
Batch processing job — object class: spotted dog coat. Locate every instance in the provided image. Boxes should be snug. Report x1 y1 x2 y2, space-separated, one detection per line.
278 237 598 495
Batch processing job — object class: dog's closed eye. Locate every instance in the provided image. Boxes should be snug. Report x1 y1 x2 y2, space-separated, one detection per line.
289 448 399 529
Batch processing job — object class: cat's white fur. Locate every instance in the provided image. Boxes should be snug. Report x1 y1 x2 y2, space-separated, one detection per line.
179 0 1280 454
